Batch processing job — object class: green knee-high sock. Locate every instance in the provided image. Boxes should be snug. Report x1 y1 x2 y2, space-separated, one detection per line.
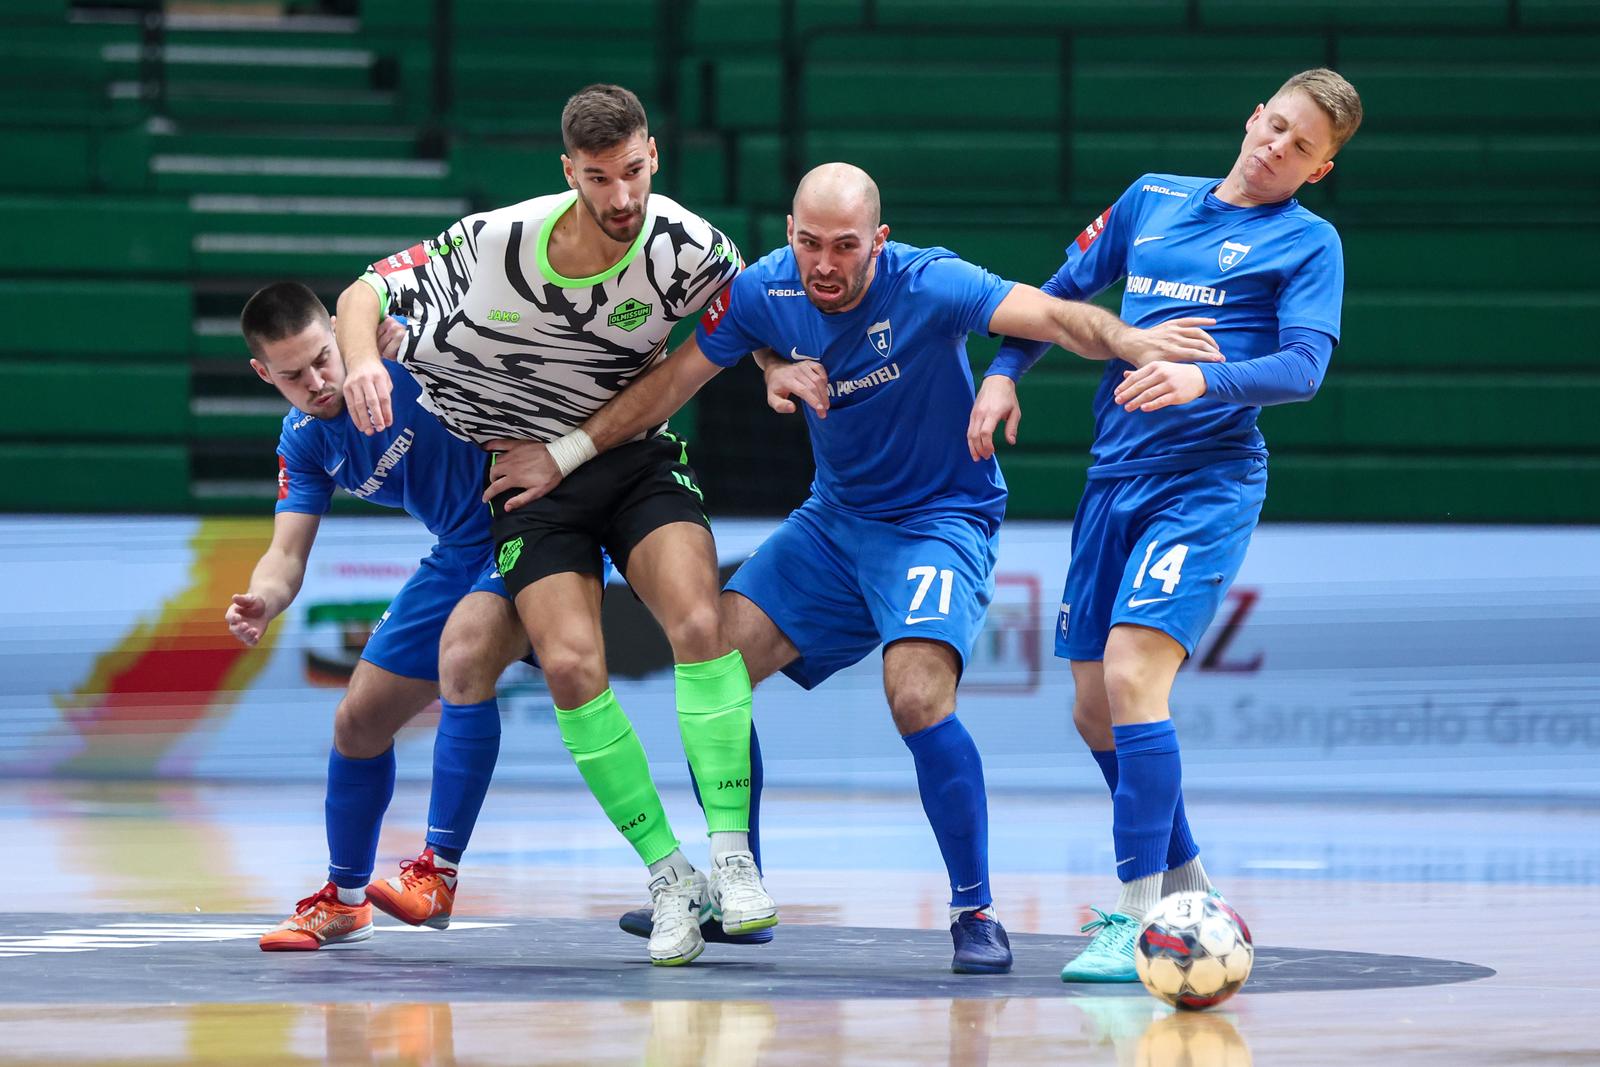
556 688 679 866
675 650 754 835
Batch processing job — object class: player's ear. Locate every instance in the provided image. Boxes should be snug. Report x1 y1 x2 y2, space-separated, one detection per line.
873 223 890 255
561 153 576 190
785 214 795 245
1244 103 1264 132
249 358 273 385
1303 159 1335 185
647 136 659 174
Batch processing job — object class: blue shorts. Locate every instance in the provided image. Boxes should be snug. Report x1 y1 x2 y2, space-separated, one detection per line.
727 498 998 690
1055 458 1267 662
362 543 512 682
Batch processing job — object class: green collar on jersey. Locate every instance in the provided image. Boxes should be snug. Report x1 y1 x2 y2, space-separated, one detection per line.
536 190 651 288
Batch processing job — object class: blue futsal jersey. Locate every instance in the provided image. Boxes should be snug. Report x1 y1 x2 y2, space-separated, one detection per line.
991 173 1343 479
695 241 1015 527
275 360 490 548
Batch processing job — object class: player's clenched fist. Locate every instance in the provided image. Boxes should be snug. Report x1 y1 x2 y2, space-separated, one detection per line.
967 374 1021 462
1115 361 1208 413
764 358 830 419
224 592 272 647
1122 317 1225 368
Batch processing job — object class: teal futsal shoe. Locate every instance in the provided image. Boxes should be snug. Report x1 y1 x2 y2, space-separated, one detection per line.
1061 908 1141 982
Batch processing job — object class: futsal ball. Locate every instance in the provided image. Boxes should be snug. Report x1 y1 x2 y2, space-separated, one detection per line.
1133 891 1254 1010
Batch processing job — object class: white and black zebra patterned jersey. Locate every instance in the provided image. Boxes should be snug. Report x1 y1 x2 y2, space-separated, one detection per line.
359 191 742 445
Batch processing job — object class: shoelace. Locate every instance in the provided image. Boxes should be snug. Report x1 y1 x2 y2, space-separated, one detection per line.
1079 907 1134 942
959 912 1002 945
717 860 762 896
397 852 457 888
293 883 342 916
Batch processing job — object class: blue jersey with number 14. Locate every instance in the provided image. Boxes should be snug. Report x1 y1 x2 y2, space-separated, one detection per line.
695 241 1015 528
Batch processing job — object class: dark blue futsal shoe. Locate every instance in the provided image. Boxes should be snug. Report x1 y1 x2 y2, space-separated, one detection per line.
619 907 775 945
951 909 1013 974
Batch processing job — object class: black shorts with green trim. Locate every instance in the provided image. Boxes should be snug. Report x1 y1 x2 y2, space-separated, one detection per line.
487 431 709 598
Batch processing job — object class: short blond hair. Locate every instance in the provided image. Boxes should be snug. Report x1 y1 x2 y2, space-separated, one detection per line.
1276 68 1363 156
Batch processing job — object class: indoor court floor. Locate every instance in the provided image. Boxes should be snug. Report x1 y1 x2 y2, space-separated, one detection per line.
0 778 1594 1066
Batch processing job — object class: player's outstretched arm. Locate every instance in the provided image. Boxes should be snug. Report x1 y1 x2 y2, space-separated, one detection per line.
988 285 1224 368
481 336 728 513
225 511 320 647
334 280 391 435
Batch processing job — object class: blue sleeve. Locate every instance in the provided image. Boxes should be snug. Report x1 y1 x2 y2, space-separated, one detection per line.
1198 326 1334 407
693 269 769 368
911 255 1016 338
986 180 1140 380
1276 222 1343 341
273 427 334 516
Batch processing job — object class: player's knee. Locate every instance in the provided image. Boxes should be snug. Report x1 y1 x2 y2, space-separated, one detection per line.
1101 651 1162 715
537 644 605 705
437 635 494 704
664 601 724 663
888 684 952 736
332 699 390 759
1072 695 1114 749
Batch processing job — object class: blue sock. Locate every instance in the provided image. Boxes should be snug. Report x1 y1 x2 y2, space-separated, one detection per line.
688 721 764 870
903 715 991 911
1168 793 1200 870
1111 720 1181 884
326 746 396 889
1090 748 1118 793
424 698 502 864
1095 744 1197 867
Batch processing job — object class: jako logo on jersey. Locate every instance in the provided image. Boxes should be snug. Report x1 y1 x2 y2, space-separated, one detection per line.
767 288 806 297
831 362 900 398
352 428 415 498
700 284 732 333
867 318 893 359
276 455 290 500
609 298 652 332
1219 241 1252 272
1077 207 1111 251
487 309 520 323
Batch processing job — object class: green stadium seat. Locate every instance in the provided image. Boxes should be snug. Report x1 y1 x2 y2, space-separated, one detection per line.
0 444 190 511
1335 66 1600 131
1264 456 1600 522
0 130 93 192
1342 225 1593 290
801 131 1060 207
8 363 189 441
1339 293 1599 370
1199 0 1509 28
0 196 191 274
874 0 1189 28
1334 134 1600 206
1521 0 1600 27
0 281 192 358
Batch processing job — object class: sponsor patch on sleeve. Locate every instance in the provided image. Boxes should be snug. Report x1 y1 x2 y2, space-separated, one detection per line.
371 241 430 277
699 281 733 334
1076 206 1112 252
276 455 289 500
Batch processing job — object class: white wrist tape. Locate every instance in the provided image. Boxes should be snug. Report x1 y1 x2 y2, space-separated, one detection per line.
547 429 597 478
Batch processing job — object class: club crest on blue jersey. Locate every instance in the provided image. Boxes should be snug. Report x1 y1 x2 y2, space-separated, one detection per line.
867 318 893 359
1218 240 1252 272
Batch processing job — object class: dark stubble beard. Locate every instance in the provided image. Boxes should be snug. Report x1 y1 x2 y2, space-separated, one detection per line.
810 254 873 314
578 188 648 244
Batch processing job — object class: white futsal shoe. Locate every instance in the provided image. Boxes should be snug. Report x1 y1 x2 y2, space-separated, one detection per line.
705 850 779 935
647 866 708 966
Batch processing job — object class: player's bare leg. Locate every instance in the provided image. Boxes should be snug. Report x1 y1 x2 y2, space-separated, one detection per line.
261 662 436 951
720 590 800 685
368 593 528 930
1064 624 1192 981
517 572 704 964
884 639 1011 974
627 524 776 935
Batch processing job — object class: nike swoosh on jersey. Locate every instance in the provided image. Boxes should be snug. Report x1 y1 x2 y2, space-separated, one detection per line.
955 881 983 892
790 346 817 361
904 615 944 624
324 457 347 476
1126 596 1169 608
1133 235 1165 246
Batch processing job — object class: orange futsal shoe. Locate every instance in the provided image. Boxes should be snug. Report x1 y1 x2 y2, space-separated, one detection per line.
259 882 374 951
366 848 457 930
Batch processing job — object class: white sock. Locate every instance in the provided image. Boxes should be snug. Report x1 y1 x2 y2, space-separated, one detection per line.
1163 857 1212 896
335 885 366 906
710 831 750 862
1115 873 1163 920
435 860 461 890
647 848 695 883
949 904 996 925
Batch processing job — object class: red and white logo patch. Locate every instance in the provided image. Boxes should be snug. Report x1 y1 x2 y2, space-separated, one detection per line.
276 455 290 500
371 242 430 277
699 282 733 335
1076 206 1113 253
